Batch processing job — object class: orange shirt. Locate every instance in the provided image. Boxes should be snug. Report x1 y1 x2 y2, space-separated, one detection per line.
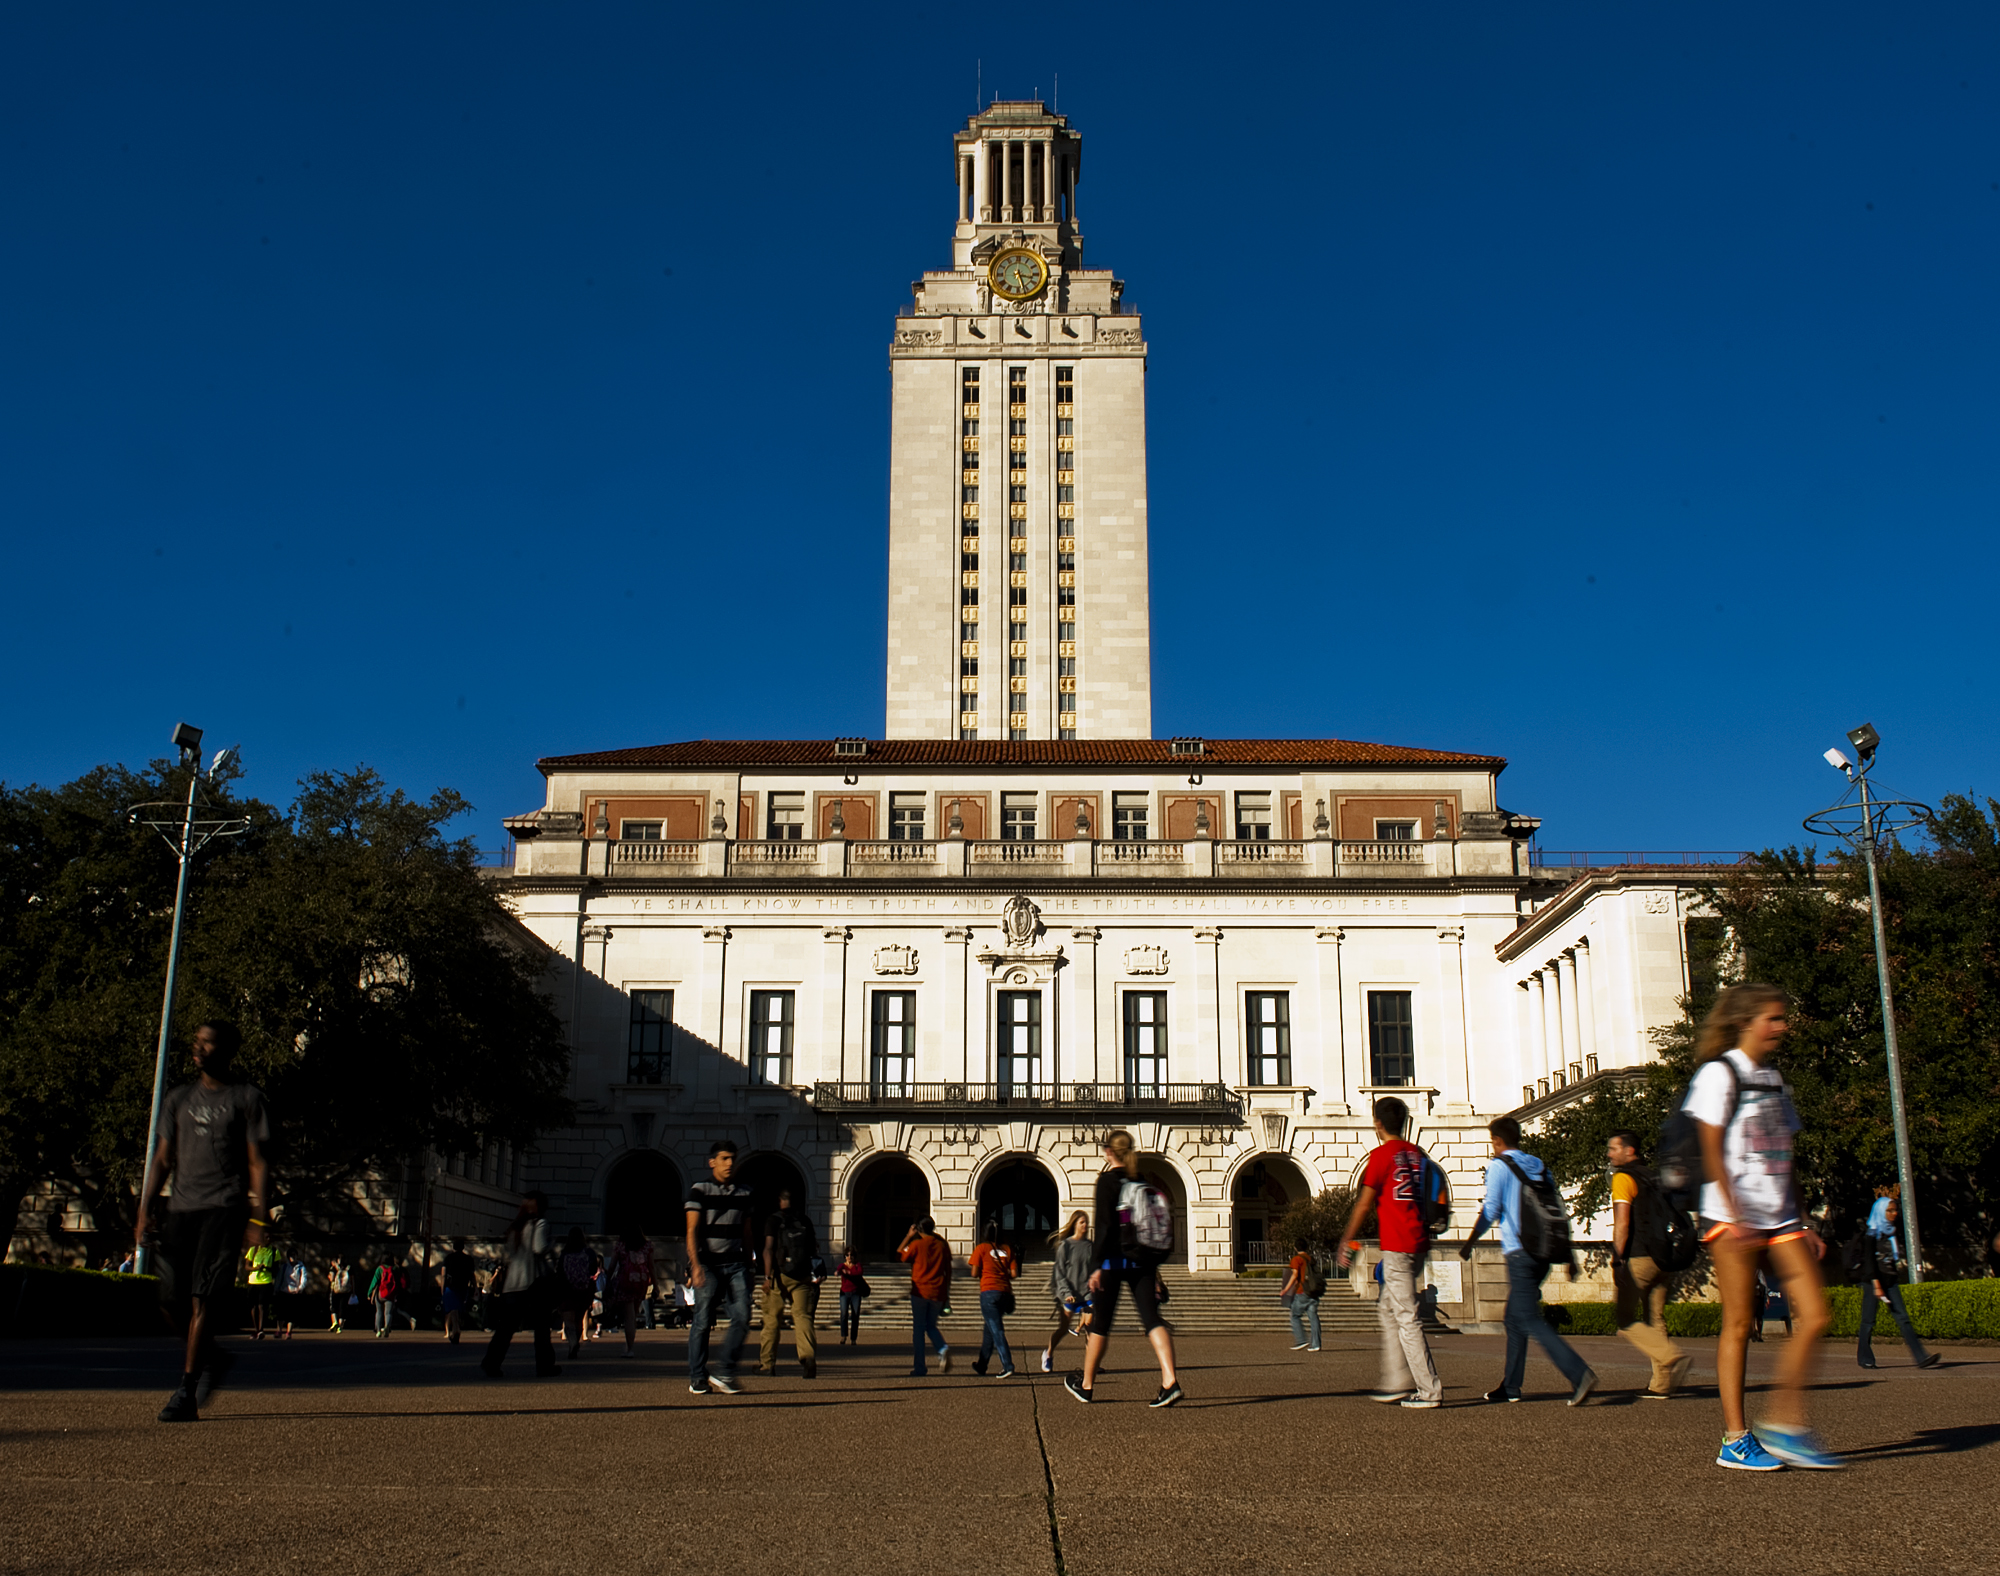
900 1234 951 1300
969 1242 1018 1292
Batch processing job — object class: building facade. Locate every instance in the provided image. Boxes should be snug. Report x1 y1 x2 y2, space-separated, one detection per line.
455 105 1714 1277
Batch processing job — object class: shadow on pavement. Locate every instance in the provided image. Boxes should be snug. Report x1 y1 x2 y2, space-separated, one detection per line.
1839 1422 2000 1460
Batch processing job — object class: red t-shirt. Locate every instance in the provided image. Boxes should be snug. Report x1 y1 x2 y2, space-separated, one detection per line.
1361 1138 1432 1255
900 1234 951 1301
969 1242 1017 1292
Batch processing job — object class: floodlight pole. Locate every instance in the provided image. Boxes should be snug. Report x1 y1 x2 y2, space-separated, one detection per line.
1852 767 1924 1282
135 764 200 1277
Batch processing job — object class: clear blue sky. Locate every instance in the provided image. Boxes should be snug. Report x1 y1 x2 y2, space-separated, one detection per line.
4 3 1995 854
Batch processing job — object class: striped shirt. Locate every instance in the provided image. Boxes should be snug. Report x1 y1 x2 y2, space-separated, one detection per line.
685 1178 752 1265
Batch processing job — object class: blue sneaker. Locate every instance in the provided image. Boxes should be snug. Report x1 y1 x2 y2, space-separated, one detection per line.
1757 1424 1844 1471
1715 1432 1784 1472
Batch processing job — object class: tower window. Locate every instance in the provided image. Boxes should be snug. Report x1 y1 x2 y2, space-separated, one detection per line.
766 792 805 841
1246 992 1291 1086
1001 793 1038 841
1234 792 1272 841
749 990 795 1085
1113 793 1148 841
627 990 672 1084
1367 991 1416 1086
889 794 927 841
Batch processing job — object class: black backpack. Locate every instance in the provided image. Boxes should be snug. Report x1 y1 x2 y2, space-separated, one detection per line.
1622 1163 1700 1273
774 1213 817 1278
1498 1154 1574 1266
1654 1057 1741 1214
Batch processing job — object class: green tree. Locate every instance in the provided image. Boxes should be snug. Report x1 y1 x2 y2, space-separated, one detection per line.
1 762 572 1246
1271 1186 1362 1264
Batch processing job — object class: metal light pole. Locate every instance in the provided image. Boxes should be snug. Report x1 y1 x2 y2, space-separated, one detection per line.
128 723 250 1273
1805 722 1931 1281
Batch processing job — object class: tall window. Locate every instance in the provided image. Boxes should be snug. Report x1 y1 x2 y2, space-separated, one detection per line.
627 990 672 1084
766 792 805 841
1007 366 1029 739
749 990 794 1084
1123 991 1168 1096
1001 792 1038 841
1056 366 1076 739
960 366 980 739
1368 991 1415 1086
1235 792 1272 841
889 793 927 841
1246 992 1291 1085
997 990 1042 1093
1112 792 1149 841
871 991 916 1095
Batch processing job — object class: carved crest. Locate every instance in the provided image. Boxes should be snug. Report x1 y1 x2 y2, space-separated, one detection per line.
1002 895 1043 950
1124 944 1169 975
873 944 919 975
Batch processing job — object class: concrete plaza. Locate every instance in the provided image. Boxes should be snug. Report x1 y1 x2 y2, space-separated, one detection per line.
2 1325 1993 1574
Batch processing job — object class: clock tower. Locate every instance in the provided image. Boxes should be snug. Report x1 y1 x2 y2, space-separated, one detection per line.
884 101 1151 742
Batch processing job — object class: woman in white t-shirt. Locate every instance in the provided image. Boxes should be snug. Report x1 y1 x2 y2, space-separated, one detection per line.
1688 984 1836 1472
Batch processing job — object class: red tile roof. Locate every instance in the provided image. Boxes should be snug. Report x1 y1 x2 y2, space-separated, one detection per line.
538 738 1507 771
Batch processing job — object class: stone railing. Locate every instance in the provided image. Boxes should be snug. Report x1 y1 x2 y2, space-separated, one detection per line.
1216 839 1307 864
968 840 1069 864
730 840 822 867
611 839 702 865
1340 840 1429 866
1098 840 1188 864
848 840 939 864
811 1080 1240 1116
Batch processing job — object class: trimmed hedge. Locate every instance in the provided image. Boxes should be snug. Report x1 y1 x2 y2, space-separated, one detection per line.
1538 1282 1999 1341
0 1264 171 1337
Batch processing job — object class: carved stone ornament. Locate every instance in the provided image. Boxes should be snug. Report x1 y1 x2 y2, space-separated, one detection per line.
894 327 943 347
1644 892 1672 914
873 944 919 975
1124 944 1169 976
1002 894 1043 951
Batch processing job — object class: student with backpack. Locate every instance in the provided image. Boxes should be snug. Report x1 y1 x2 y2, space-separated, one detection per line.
1042 1210 1093 1373
605 1228 656 1358
835 1245 869 1345
556 1228 600 1359
367 1254 402 1339
1063 1129 1182 1407
1336 1097 1448 1408
759 1188 821 1378
967 1218 1020 1377
1852 1188 1936 1371
1462 1115 1596 1406
1679 983 1836 1470
1280 1246 1324 1351
1606 1130 1690 1398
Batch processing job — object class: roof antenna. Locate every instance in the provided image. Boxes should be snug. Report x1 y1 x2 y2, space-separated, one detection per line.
1054 72 1059 113
977 59 981 111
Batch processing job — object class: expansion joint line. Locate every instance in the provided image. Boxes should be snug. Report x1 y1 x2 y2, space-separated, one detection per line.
1030 1382 1068 1576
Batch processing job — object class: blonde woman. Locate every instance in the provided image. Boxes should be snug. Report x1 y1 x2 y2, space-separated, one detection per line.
1688 983 1835 1471
1042 1210 1093 1374
1062 1130 1182 1407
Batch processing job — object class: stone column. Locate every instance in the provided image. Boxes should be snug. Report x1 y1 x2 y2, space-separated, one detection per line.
1542 959 1567 1081
821 926 849 1087
1037 140 1050 218
1003 136 1015 220
1193 926 1223 1086
1314 926 1348 1112
1557 950 1582 1081
1528 970 1549 1085
959 153 972 223
974 140 991 222
697 925 729 1108
1070 927 1101 1085
1574 938 1599 1072
943 926 972 1083
1436 927 1470 1112
1517 981 1537 1101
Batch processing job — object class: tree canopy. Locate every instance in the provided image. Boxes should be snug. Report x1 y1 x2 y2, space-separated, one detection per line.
1536 795 2000 1275
0 761 572 1244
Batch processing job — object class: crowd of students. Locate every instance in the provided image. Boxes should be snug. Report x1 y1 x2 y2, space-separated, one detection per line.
132 989 1951 1470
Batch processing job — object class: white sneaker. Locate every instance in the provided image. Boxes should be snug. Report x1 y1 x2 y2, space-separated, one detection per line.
1041 1348 1053 1373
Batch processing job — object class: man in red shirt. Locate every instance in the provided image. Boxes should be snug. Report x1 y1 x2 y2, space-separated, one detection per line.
1336 1096 1447 1408
897 1216 953 1377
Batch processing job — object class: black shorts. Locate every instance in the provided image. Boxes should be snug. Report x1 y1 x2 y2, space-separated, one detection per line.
1091 1264 1163 1336
160 1206 248 1307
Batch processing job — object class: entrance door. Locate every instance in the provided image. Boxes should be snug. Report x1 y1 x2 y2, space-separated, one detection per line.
978 1157 1060 1261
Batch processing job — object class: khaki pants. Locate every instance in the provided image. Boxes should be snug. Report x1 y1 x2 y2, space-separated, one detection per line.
1377 1250 1441 1402
1614 1254 1684 1393
758 1275 817 1371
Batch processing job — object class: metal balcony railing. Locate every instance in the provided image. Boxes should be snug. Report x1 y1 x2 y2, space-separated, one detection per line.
811 1080 1241 1116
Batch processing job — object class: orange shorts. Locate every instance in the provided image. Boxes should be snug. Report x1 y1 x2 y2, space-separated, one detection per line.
1702 1221 1807 1247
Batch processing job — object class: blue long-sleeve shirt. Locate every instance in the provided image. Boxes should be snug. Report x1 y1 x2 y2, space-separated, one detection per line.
1471 1148 1548 1257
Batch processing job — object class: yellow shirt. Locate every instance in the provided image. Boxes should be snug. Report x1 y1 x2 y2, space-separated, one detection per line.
1611 1172 1639 1207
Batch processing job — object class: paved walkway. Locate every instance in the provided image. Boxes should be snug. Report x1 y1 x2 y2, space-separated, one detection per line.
2 1326 1993 1574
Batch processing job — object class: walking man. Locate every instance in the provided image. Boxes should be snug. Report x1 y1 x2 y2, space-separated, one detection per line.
759 1188 821 1378
439 1237 476 1346
132 1021 271 1423
1336 1097 1446 1409
1607 1130 1690 1398
898 1216 953 1376
684 1140 755 1395
1281 1245 1322 1351
1462 1116 1597 1405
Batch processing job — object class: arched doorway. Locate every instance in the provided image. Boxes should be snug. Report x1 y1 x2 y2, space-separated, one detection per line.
1232 1153 1312 1270
602 1151 685 1240
736 1152 809 1254
977 1155 1061 1261
1136 1154 1190 1268
849 1155 931 1258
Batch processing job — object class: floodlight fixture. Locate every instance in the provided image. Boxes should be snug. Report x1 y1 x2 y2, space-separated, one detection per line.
1847 722 1880 763
171 720 203 765
1823 747 1852 772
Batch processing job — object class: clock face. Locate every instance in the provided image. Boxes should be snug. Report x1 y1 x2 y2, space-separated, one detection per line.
989 248 1048 301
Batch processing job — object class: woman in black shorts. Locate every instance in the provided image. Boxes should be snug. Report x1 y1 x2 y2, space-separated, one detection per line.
1062 1129 1182 1407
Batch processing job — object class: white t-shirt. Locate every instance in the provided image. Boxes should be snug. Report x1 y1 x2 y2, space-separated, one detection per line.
1685 1048 1801 1230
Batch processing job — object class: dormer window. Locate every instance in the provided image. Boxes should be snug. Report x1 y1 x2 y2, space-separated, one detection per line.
1169 737 1205 757
835 738 868 757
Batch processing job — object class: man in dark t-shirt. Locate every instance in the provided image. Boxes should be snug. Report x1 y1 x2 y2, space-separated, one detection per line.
134 1021 271 1423
439 1239 476 1346
683 1139 755 1395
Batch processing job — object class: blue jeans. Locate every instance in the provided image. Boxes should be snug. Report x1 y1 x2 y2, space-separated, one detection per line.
688 1261 752 1383
1858 1279 1929 1365
1502 1251 1589 1396
1288 1293 1321 1348
838 1290 861 1341
979 1289 1014 1372
910 1294 947 1372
